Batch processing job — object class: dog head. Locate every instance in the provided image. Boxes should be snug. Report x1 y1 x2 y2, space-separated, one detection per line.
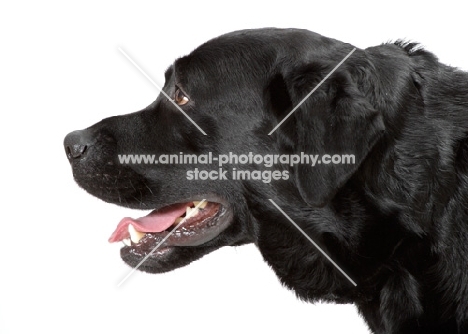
64 28 385 285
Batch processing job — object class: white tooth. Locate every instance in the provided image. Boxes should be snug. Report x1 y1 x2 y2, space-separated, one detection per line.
186 207 200 218
128 224 145 244
122 238 131 247
193 201 208 208
174 217 184 225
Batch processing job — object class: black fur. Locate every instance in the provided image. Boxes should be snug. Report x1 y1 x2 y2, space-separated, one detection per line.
64 28 468 333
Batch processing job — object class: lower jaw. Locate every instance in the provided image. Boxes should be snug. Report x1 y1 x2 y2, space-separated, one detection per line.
120 244 216 274
120 203 232 257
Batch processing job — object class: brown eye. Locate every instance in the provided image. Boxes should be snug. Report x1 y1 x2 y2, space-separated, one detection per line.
174 87 189 106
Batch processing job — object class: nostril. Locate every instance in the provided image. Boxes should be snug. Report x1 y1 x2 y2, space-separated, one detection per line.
65 144 88 159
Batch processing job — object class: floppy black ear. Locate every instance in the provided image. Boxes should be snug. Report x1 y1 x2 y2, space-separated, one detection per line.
279 61 385 207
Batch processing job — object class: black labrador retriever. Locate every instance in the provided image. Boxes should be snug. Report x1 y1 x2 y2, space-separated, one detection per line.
64 28 468 333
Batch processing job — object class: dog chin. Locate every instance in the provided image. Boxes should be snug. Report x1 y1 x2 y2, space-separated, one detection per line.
120 245 220 273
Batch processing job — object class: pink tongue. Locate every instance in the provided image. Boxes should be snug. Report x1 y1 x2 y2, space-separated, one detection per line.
108 202 191 243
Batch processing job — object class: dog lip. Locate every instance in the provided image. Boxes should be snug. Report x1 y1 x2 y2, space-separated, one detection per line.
109 194 228 243
120 197 233 256
142 203 227 246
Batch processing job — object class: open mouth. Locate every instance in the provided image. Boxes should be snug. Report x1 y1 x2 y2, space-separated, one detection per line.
108 199 232 255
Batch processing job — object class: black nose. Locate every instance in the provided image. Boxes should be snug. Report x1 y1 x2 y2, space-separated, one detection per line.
64 130 93 160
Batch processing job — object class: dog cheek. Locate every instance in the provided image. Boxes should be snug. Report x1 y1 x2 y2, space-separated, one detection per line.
379 268 423 332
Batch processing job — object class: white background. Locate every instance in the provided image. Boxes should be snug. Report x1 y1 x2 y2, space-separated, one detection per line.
1 1 467 333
